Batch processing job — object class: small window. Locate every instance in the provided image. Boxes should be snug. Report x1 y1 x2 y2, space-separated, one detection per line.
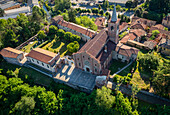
37 61 39 64
77 58 79 60
88 58 90 60
95 64 97 66
32 59 34 62
47 65 49 68
83 56 84 58
42 63 44 66
95 68 97 72
79 63 81 66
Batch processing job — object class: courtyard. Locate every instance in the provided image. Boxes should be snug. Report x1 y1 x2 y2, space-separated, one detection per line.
54 65 96 91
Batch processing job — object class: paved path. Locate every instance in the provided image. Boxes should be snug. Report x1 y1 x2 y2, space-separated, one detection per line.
54 65 96 91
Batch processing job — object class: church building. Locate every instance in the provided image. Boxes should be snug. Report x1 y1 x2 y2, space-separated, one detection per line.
73 6 139 75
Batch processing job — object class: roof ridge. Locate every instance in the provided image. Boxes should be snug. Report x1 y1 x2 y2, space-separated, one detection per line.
86 30 105 53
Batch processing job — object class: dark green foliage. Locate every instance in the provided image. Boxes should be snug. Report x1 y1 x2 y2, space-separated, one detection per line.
37 30 47 40
102 0 109 10
54 0 71 12
125 0 133 10
138 52 160 72
68 8 76 23
152 59 170 98
99 10 104 16
0 8 4 17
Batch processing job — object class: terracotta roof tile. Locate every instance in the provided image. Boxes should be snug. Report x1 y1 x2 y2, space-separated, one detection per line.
119 22 128 32
0 47 23 58
120 33 137 44
78 29 109 58
57 20 96 38
130 29 146 37
153 24 165 30
95 17 105 27
26 48 59 64
116 43 139 58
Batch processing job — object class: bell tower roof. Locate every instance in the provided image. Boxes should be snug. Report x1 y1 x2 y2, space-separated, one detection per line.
111 5 117 22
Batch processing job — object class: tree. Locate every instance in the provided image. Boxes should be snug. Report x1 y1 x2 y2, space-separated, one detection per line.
67 41 79 53
0 8 4 17
131 85 141 110
125 0 133 10
135 8 142 17
138 52 160 72
68 8 76 23
2 29 19 47
48 25 58 35
99 10 104 16
152 30 160 36
12 96 35 115
98 5 102 10
152 59 170 98
37 30 46 40
102 0 109 10
105 12 111 20
57 29 65 39
133 0 138 7
64 32 72 41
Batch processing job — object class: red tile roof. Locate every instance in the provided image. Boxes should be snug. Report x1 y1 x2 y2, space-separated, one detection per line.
26 48 59 64
57 20 96 38
119 22 128 32
130 29 146 37
0 47 23 58
115 43 139 58
153 24 165 30
95 17 105 27
120 33 137 44
78 29 109 58
131 23 147 30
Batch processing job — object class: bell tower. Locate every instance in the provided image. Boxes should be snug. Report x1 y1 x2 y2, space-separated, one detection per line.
108 5 120 44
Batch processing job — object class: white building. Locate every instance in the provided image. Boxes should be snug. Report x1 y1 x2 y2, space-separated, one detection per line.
0 1 19 10
4 6 30 16
26 48 60 73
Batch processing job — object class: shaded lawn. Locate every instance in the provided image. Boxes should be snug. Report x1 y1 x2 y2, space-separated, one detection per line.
21 41 38 53
0 60 53 86
109 60 128 75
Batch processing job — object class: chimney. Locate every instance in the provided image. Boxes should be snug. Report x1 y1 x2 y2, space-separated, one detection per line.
104 45 107 53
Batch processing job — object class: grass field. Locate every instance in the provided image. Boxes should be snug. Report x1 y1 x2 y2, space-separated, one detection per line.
0 60 53 86
21 41 38 53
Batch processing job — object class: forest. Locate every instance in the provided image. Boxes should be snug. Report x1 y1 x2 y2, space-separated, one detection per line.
0 68 169 115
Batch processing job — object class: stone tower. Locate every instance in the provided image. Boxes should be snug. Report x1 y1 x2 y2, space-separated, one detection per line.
108 5 120 44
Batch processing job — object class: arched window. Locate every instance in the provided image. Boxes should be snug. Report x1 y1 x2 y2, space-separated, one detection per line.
111 26 114 30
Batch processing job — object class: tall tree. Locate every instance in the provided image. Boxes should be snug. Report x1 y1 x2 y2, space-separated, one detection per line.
68 8 76 23
125 0 133 10
0 8 4 17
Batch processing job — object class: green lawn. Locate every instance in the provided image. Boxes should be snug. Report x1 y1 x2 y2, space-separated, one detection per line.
130 62 150 90
21 41 38 53
109 60 128 75
0 60 53 86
